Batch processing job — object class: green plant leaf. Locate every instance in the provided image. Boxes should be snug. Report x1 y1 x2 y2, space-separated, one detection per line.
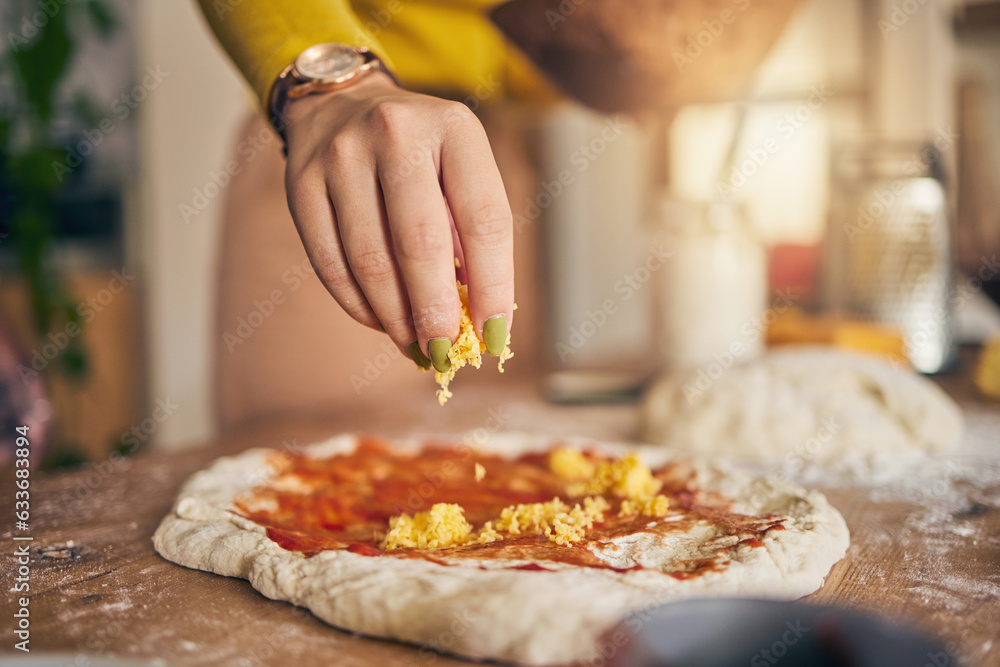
42 445 89 470
60 341 89 380
11 147 64 192
71 93 103 128
11 7 75 123
86 0 117 38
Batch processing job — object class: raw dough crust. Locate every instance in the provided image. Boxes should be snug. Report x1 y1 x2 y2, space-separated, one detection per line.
644 348 964 464
153 433 849 665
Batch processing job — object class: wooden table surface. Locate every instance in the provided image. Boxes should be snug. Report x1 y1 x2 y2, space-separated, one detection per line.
2 369 999 666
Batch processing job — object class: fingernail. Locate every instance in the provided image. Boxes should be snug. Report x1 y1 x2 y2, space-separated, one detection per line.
428 338 453 372
406 342 431 370
483 315 507 356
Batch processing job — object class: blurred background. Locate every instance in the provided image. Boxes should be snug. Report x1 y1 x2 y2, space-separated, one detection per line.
1 0 998 465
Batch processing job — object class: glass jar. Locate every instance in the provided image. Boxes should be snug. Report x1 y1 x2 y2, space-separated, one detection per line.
656 198 767 372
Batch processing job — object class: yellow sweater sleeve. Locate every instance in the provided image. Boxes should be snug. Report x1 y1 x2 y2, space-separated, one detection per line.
195 0 558 110
195 0 395 110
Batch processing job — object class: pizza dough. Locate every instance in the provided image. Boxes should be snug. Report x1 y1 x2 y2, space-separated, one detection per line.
643 348 964 465
153 433 849 665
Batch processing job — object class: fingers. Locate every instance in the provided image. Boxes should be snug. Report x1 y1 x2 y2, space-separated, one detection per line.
440 116 515 356
379 151 461 367
285 168 381 330
327 166 419 355
448 205 468 286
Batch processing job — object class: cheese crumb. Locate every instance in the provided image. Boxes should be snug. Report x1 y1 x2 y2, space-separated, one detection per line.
618 495 670 517
492 496 609 546
476 521 502 544
549 448 596 480
570 453 663 500
380 451 669 552
435 282 514 405
380 503 472 550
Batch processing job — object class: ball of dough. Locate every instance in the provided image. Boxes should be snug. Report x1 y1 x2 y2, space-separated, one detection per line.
643 347 963 463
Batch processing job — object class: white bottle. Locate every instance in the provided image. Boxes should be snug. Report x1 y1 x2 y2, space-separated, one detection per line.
657 199 767 372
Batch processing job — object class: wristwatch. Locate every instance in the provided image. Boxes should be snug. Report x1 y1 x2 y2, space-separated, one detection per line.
268 44 393 153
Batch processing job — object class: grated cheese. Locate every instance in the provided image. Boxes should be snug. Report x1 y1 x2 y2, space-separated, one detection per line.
434 282 514 405
555 447 671 517
618 495 670 517
493 496 610 546
380 451 669 552
549 448 595 480
476 521 502 544
569 453 663 500
380 503 472 550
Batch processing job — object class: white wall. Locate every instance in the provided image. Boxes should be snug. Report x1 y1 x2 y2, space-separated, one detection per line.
135 0 248 449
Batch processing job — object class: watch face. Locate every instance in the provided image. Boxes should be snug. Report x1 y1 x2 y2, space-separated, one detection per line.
296 44 364 81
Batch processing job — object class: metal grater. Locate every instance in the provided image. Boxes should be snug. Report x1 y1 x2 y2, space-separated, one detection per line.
826 141 956 373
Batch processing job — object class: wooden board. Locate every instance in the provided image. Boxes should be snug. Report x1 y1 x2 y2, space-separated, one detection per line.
1 373 998 666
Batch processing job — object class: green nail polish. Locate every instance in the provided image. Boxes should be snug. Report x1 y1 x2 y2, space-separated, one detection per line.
483 315 507 356
406 342 431 370
429 338 453 372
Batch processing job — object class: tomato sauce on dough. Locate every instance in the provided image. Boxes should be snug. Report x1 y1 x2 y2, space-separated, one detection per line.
234 437 785 577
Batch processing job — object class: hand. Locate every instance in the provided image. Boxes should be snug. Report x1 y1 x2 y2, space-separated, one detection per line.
282 72 514 371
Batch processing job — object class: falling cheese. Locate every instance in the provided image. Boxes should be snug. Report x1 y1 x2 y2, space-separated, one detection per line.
380 503 472 550
474 463 486 482
434 282 514 405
